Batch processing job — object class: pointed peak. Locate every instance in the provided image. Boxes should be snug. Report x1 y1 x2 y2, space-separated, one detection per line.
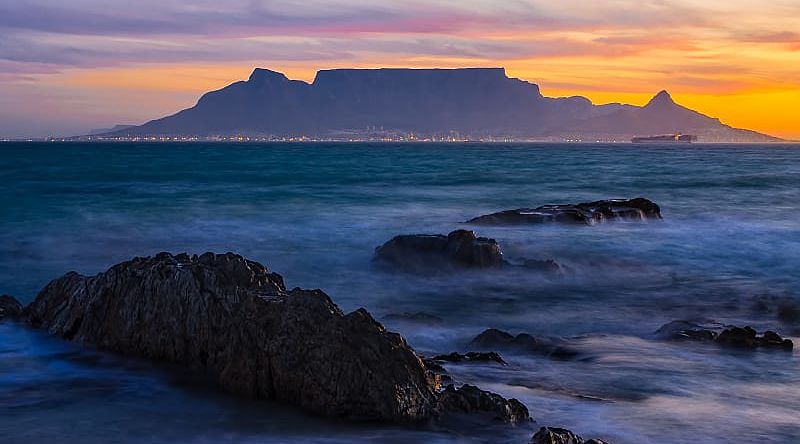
646 90 675 107
248 68 288 83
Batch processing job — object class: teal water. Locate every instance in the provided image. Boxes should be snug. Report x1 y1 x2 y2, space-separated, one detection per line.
1 142 799 443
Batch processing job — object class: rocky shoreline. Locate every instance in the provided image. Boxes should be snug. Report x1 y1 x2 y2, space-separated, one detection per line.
3 197 796 444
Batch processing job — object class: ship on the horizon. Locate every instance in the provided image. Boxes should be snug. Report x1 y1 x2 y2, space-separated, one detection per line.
631 134 698 143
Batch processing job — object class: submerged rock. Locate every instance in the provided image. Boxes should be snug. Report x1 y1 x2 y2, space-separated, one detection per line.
0 295 23 320
655 321 793 351
468 198 661 226
469 328 580 360
436 384 529 424
430 351 507 365
374 229 504 271
530 427 611 444
375 229 562 274
25 252 438 422
383 312 444 325
654 320 718 341
716 327 793 351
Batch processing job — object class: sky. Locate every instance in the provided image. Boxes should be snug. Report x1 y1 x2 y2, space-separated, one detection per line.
1 0 799 139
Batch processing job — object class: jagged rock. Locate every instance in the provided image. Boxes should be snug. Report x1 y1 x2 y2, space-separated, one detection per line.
716 326 793 351
468 198 661 226
654 320 718 341
436 384 529 424
430 351 507 365
469 329 580 360
530 427 611 444
0 295 23 320
383 312 444 325
374 229 504 272
655 321 793 351
25 252 439 422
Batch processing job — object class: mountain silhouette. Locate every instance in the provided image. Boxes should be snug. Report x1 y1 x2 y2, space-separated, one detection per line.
106 68 779 142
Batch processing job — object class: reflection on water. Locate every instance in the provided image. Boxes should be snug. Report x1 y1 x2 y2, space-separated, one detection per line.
0 142 799 443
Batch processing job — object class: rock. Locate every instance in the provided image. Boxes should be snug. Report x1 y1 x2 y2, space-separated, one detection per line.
522 259 564 273
530 427 611 444
0 295 23 320
777 302 800 323
383 312 444 325
655 321 793 351
436 384 529 424
468 198 661 226
430 351 507 365
25 252 439 422
716 326 793 351
374 229 504 272
654 320 718 341
469 329 580 360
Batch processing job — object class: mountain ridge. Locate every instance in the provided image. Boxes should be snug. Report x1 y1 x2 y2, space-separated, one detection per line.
104 68 780 142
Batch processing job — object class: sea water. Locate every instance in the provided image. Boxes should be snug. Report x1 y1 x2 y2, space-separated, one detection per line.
1 142 799 443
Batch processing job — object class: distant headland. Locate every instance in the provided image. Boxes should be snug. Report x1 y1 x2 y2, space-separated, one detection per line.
83 68 779 143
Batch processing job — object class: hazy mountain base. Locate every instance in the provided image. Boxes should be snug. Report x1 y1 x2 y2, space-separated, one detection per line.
103 68 779 143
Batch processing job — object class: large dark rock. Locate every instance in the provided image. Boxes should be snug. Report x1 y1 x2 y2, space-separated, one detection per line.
655 321 793 351
25 252 439 422
469 329 580 360
374 229 504 272
468 198 661 226
0 295 23 320
531 427 611 444
436 384 529 424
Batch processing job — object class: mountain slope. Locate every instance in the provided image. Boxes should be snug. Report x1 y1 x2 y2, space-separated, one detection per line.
106 68 779 142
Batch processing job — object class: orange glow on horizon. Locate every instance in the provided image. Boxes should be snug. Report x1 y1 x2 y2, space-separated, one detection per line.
54 58 800 139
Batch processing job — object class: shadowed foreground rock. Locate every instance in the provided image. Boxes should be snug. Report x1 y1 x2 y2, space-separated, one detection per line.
655 321 793 351
437 384 529 424
0 295 23 320
24 252 530 424
25 252 439 422
531 427 611 444
468 198 661 226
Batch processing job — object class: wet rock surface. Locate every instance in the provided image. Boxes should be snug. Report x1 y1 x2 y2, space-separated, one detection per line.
655 321 793 351
436 384 529 424
374 229 504 271
0 295 23 320
468 198 661 226
530 427 611 444
24 252 439 422
469 328 580 360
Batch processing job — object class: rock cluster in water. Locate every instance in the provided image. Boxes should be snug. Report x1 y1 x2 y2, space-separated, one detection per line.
17 252 530 424
531 426 611 444
467 198 661 225
470 328 580 360
656 321 793 351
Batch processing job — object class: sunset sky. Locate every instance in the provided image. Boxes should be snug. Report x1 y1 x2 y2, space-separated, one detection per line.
1 0 799 139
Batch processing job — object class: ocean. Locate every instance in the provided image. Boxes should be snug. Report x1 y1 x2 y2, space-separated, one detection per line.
1 142 799 443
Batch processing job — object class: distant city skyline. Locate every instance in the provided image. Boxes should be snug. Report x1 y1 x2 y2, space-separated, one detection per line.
1 0 799 139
